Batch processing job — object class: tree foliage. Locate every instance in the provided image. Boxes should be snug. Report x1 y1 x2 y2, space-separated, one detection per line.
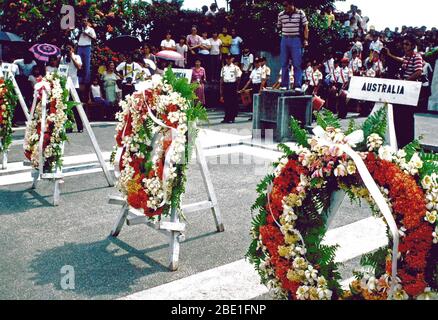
1 0 346 62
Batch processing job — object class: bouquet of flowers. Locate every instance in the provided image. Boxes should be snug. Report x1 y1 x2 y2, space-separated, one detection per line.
113 68 207 218
23 73 75 173
0 78 18 154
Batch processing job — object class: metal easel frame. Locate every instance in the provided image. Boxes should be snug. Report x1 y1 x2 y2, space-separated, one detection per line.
29 76 114 206
108 139 224 271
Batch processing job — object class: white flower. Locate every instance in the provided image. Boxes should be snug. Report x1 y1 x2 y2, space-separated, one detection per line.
422 175 434 190
409 153 423 170
367 133 384 151
296 286 310 300
433 227 438 244
317 276 328 288
378 146 395 162
334 164 347 177
317 287 333 300
305 265 318 282
425 211 437 224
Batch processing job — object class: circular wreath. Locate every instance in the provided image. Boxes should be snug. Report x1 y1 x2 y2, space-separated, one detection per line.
24 73 73 173
113 69 206 218
0 77 18 154
248 109 438 300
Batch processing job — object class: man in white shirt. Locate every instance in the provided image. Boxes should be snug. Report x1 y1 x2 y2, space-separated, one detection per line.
205 3 218 17
116 55 144 98
77 17 96 85
220 55 242 123
160 32 176 51
369 33 383 53
350 50 362 75
60 44 82 88
240 47 254 88
240 58 264 95
209 32 222 82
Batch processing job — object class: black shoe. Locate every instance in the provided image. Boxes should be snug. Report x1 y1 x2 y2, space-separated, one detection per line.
248 117 253 121
221 120 229 124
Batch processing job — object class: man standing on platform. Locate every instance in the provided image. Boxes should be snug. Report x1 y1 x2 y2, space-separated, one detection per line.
277 0 309 92
220 55 242 124
77 17 96 86
382 35 424 148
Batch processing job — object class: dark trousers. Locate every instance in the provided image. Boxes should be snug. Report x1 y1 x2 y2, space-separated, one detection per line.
393 105 415 149
72 105 84 132
210 55 221 82
223 82 238 122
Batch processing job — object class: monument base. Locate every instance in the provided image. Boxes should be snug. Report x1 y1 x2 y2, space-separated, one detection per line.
253 89 313 142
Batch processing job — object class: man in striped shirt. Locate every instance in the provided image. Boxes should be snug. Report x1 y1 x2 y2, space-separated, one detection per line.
383 35 424 148
277 0 309 91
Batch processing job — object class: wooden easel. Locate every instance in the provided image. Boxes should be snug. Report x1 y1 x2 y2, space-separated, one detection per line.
29 76 114 206
109 139 224 271
0 69 31 170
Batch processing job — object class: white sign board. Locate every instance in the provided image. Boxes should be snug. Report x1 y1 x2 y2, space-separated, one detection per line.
58 64 69 77
1 63 12 75
347 76 422 106
173 68 193 82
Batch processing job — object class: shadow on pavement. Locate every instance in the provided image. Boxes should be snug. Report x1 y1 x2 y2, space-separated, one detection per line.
29 238 168 298
0 189 53 215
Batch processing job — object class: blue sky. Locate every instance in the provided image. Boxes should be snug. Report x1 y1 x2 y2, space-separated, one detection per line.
181 0 437 31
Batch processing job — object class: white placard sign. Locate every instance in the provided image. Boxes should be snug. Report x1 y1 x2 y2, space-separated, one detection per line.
173 68 193 82
58 64 69 77
1 63 12 75
347 76 422 106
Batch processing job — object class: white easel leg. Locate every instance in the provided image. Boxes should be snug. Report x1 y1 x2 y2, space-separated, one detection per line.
53 179 61 206
67 79 114 187
1 152 7 170
31 169 39 189
169 206 181 271
195 140 225 232
111 204 129 237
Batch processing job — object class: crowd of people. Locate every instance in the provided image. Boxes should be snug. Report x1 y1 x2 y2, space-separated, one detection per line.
1 2 437 136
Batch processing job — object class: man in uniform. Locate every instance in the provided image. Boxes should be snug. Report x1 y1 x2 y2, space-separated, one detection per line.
220 55 242 124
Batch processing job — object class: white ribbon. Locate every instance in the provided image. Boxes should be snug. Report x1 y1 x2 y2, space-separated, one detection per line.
34 81 51 96
313 126 399 296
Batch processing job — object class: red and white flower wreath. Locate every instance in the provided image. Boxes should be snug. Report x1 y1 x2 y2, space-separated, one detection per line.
249 121 438 300
114 75 189 218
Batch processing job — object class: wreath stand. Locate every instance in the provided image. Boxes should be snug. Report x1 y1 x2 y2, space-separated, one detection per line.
29 77 114 206
0 71 31 170
108 139 224 271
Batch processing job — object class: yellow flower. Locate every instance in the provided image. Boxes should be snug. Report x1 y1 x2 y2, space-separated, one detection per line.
126 175 142 194
284 194 302 207
284 233 299 245
287 270 302 282
278 246 290 258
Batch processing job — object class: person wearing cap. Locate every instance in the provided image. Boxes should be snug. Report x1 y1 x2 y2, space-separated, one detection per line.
240 58 265 121
220 55 242 123
277 0 309 92
337 58 353 118
259 57 271 88
327 58 352 117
